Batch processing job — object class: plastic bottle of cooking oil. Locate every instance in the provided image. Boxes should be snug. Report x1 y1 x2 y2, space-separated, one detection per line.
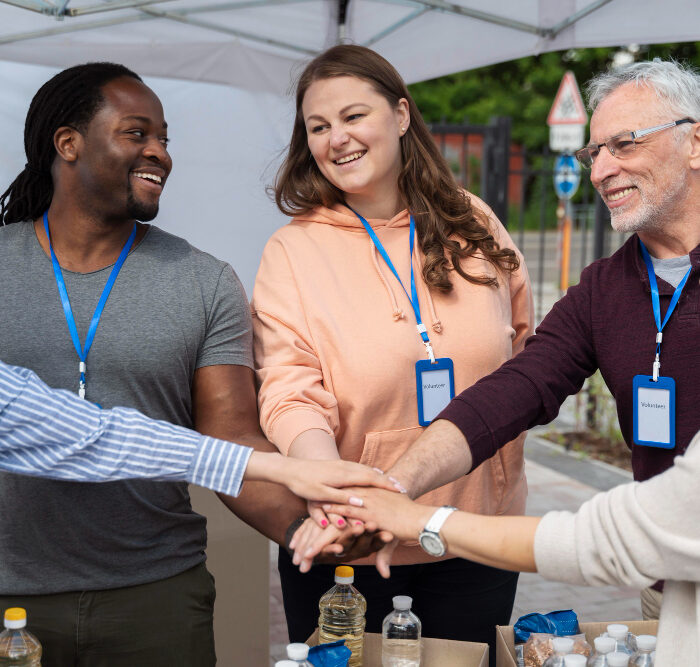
0 608 41 666
318 566 366 667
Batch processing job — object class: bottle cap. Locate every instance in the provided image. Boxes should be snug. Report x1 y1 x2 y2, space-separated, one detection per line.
3 608 27 629
392 596 412 611
275 662 299 667
334 565 354 584
636 634 656 650
287 643 310 659
606 652 630 667
594 636 616 653
563 656 586 667
552 637 574 653
606 623 628 640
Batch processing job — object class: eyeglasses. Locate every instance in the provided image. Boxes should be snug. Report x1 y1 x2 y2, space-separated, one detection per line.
574 118 695 168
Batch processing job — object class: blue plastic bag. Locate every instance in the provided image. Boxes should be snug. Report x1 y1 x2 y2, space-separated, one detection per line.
308 640 351 667
513 609 580 643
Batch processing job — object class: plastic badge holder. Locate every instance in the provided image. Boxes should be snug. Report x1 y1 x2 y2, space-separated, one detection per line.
513 609 580 643
308 640 351 667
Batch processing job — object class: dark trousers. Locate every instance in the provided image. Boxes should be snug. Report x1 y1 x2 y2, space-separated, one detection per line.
0 563 216 667
278 548 518 667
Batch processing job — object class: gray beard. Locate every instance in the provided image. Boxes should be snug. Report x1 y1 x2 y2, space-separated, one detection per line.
609 175 688 235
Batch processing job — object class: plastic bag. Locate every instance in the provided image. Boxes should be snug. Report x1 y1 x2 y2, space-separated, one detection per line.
514 609 580 643
522 633 591 667
307 640 351 667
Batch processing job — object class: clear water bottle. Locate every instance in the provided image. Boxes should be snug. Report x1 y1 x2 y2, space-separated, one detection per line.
606 625 634 655
629 635 656 666
564 656 587 667
543 637 575 667
286 642 313 666
587 636 617 666
381 595 421 667
318 566 366 667
606 653 631 667
0 608 42 666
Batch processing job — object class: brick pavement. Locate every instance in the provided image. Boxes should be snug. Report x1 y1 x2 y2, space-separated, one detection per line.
269 456 641 664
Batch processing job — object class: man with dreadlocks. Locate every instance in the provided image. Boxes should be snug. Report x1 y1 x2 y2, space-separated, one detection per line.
0 62 257 665
0 63 392 666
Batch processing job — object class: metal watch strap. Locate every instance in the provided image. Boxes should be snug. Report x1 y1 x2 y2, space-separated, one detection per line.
424 505 457 534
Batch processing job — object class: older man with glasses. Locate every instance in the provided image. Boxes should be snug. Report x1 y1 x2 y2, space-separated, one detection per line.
304 59 700 624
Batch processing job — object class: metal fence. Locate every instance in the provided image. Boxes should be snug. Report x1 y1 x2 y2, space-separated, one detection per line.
430 118 630 320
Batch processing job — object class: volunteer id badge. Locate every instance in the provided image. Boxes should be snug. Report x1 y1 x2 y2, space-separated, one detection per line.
415 358 455 426
632 374 675 449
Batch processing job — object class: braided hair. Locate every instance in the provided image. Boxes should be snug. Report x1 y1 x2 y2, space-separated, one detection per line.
0 62 142 225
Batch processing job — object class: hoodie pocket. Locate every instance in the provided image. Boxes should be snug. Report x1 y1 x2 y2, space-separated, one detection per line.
358 426 424 471
358 427 425 547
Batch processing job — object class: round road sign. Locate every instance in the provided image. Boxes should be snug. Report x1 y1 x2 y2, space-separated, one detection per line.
553 153 581 200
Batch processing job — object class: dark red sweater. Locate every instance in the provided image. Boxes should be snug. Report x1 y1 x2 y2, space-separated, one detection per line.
439 234 700 483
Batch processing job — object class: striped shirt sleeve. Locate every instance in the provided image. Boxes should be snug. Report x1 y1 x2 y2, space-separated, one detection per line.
0 361 252 496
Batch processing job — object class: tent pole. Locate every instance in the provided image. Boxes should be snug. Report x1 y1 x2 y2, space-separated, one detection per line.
548 0 614 37
0 0 316 54
336 0 349 43
0 0 54 14
408 0 541 35
363 7 428 47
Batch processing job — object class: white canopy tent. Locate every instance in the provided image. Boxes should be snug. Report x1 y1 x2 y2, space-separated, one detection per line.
1 0 699 94
0 0 698 290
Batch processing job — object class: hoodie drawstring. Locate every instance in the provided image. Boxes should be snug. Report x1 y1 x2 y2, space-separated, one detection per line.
370 230 443 334
370 239 405 321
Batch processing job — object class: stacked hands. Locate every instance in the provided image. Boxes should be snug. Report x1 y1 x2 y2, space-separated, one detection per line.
280 457 433 578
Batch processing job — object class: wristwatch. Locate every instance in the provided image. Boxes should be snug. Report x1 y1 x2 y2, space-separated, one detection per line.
418 506 457 557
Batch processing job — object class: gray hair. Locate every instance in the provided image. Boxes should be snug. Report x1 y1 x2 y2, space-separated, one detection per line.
586 58 700 122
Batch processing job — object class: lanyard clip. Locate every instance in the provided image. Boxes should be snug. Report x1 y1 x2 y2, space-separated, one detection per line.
79 361 87 399
424 341 436 363
652 354 660 382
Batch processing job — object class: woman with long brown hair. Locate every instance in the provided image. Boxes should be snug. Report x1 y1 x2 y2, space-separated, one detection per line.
252 44 534 658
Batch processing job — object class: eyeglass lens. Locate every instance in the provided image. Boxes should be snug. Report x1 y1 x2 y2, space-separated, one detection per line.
577 133 636 167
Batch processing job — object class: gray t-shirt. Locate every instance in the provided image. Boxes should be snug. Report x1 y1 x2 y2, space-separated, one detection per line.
650 253 692 288
0 221 253 594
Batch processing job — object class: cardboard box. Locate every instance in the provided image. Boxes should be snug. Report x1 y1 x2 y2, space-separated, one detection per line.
308 629 488 666
495 619 659 667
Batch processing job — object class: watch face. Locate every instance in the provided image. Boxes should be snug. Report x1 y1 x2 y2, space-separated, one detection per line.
419 532 445 557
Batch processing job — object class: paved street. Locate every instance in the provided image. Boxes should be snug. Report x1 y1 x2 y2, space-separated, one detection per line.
511 455 640 623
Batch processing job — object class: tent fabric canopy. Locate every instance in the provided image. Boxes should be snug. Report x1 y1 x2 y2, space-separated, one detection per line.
0 0 698 94
0 0 698 290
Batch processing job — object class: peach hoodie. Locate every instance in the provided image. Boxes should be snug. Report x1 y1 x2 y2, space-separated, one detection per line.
252 200 534 566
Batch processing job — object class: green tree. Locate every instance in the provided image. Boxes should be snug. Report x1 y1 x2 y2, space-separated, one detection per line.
409 43 700 151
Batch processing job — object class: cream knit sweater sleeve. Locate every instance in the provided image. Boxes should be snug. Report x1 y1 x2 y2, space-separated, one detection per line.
534 432 700 588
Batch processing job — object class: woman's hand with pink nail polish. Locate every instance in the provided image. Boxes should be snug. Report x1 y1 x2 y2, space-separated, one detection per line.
275 457 401 508
317 486 432 544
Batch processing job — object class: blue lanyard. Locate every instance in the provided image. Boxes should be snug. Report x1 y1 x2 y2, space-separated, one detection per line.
350 207 435 362
43 211 137 398
639 239 692 381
